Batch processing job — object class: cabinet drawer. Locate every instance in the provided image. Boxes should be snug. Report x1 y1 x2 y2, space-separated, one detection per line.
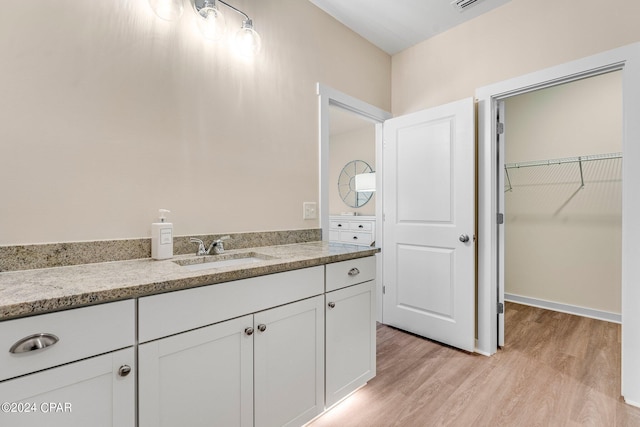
139 266 324 343
349 221 373 232
340 231 374 246
329 220 348 230
326 257 376 292
0 300 135 382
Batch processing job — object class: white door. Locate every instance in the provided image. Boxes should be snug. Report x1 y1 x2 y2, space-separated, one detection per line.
497 100 506 347
383 97 476 352
254 296 324 427
0 348 135 427
138 315 254 427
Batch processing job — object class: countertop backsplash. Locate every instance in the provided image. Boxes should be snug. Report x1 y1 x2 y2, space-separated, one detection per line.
0 229 321 272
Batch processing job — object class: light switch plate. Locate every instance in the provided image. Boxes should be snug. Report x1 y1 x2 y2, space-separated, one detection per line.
303 202 317 220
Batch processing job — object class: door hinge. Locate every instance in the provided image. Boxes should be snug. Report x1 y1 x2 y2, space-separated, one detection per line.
382 286 386 295
497 122 504 135
497 302 504 314
497 213 504 224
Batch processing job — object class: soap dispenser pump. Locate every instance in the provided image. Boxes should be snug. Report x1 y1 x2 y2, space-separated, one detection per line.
152 209 173 260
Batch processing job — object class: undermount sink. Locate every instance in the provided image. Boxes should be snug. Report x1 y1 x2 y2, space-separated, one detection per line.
173 252 275 272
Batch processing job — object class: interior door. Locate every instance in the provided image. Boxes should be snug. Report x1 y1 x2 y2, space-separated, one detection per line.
497 100 506 347
382 97 476 352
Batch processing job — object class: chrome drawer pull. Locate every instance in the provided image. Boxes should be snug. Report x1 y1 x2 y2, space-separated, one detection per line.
118 365 132 377
9 333 59 354
348 268 360 276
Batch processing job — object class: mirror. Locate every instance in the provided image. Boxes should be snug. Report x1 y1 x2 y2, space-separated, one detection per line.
338 160 374 208
329 105 376 214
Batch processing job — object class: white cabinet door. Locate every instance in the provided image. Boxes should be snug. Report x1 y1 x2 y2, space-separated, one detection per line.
254 296 325 427
325 281 376 408
0 347 134 427
138 315 254 427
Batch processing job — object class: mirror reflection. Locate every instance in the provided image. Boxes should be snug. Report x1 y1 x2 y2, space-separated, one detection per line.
338 160 374 208
329 105 376 214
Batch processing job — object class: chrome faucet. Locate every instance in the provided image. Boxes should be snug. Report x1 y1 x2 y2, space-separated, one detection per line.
189 238 208 256
189 236 231 256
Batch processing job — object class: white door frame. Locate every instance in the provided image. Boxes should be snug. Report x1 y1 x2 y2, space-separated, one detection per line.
317 83 392 322
476 42 640 405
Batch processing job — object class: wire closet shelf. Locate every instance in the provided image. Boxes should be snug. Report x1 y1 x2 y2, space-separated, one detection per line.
503 152 622 216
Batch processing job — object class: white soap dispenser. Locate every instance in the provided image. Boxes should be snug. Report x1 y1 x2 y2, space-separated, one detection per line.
151 209 173 260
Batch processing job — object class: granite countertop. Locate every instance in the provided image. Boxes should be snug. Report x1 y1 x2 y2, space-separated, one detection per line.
0 241 379 321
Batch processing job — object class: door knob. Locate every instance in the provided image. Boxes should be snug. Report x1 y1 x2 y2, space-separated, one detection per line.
257 324 267 332
328 302 336 309
459 234 470 243
244 327 254 336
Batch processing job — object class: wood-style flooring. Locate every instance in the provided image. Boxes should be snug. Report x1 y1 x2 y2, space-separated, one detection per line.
311 302 640 427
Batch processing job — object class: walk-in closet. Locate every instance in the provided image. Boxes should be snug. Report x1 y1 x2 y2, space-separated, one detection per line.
503 70 623 325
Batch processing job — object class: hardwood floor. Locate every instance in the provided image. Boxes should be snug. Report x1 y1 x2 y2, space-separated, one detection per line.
310 302 640 427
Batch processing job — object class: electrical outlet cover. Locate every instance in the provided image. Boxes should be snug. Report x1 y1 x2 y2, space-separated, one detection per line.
303 202 317 219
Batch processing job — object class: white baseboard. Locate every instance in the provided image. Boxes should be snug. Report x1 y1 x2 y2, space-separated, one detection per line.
504 293 621 324
624 398 640 409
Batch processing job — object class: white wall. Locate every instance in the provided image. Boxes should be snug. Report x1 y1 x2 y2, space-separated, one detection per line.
0 0 390 245
504 72 622 314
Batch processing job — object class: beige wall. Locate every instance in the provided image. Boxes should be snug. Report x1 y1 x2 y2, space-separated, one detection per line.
0 0 390 245
504 72 622 313
392 0 640 115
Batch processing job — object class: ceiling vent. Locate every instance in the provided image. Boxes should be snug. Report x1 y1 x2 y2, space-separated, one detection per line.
450 0 483 11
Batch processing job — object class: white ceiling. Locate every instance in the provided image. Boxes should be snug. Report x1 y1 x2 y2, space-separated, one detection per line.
309 0 512 55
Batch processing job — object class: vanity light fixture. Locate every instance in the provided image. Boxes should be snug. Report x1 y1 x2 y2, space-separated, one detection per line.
191 0 262 54
194 0 226 41
149 0 262 55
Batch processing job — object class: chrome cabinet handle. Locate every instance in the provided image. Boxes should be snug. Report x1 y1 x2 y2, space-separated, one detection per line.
9 333 59 354
118 365 132 377
244 327 254 336
257 324 267 332
348 268 360 276
328 302 336 309
353 236 358 240
358 224 364 228
459 234 470 243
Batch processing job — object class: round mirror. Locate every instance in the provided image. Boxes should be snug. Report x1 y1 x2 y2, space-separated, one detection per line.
338 160 374 208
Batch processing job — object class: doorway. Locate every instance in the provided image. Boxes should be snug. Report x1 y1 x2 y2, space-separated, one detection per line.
317 83 391 323
499 72 622 345
477 43 640 404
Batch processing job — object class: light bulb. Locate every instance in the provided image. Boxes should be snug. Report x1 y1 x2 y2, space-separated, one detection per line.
197 0 226 41
149 0 184 21
235 19 262 57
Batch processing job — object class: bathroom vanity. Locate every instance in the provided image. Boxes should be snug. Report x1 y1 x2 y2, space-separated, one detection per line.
0 242 377 427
